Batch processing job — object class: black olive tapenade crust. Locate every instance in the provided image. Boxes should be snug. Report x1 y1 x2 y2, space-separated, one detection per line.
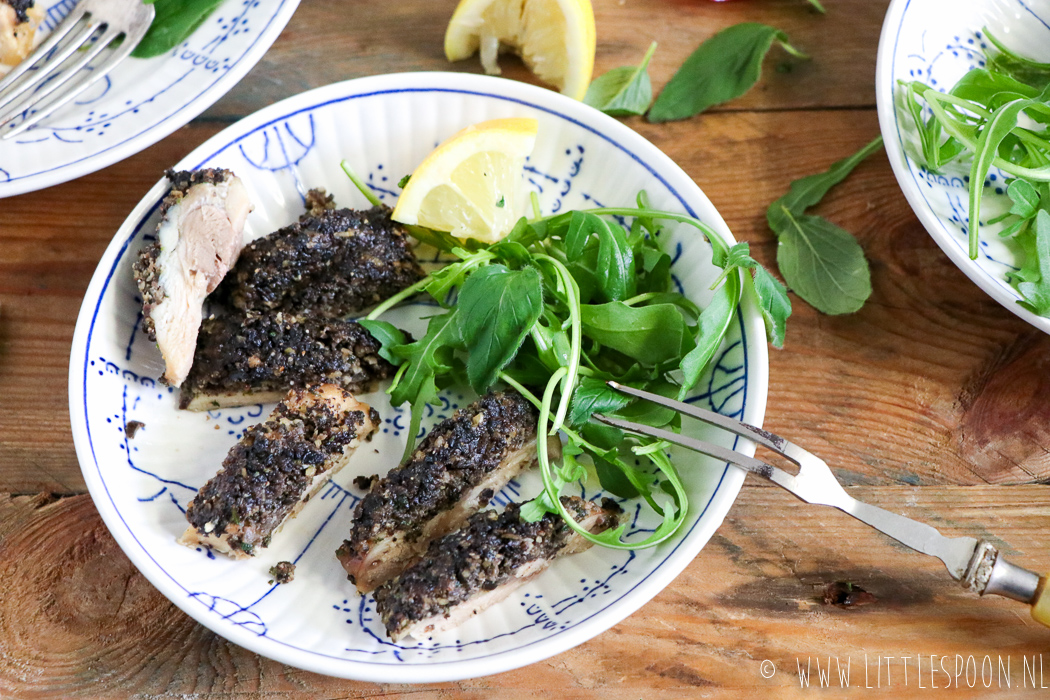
216 200 424 318
337 391 562 593
178 310 398 410
373 497 621 640
179 384 379 559
4 0 35 24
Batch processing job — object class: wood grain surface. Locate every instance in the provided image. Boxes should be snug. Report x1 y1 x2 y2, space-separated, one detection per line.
1 0 1049 696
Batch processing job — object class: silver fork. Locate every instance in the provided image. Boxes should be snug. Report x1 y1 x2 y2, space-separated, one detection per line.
0 0 154 140
596 381 1050 628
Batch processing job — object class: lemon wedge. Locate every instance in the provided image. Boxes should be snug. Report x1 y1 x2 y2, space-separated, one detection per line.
445 0 596 102
392 118 538 244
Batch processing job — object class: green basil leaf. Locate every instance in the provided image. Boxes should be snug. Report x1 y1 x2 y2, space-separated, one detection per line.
648 23 806 123
457 264 544 392
595 219 636 301
132 0 226 58
356 319 407 365
679 279 736 398
751 266 791 348
564 211 590 259
568 376 632 427
584 42 657 117
1017 210 1050 315
767 136 883 232
580 302 690 365
775 209 871 315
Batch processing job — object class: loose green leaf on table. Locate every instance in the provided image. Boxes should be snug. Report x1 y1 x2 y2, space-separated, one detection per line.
132 0 227 58
584 42 657 117
775 209 872 315
766 137 882 315
767 136 884 231
648 23 807 123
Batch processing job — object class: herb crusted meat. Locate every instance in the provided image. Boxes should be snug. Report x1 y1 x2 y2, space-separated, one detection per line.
373 497 621 640
217 197 423 318
179 310 398 411
132 168 253 387
337 391 561 593
180 384 379 559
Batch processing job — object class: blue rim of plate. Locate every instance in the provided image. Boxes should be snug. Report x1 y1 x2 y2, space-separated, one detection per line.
877 0 1050 334
69 73 766 682
0 0 300 198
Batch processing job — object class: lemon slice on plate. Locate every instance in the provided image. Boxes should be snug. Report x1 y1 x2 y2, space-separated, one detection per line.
392 118 538 244
444 0 596 101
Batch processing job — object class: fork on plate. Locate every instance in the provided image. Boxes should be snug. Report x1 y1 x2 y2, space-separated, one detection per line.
596 381 1050 628
0 0 154 140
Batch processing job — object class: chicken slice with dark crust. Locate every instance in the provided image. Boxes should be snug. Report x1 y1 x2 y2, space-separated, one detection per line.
217 199 423 318
179 384 379 559
179 309 398 411
337 391 561 593
373 497 621 640
133 169 253 386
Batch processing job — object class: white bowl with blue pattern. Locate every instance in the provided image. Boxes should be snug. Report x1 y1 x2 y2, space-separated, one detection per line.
877 0 1050 334
68 72 769 682
0 0 299 198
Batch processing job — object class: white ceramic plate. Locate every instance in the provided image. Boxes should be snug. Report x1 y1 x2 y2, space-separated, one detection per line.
0 0 299 198
69 72 768 682
876 0 1050 333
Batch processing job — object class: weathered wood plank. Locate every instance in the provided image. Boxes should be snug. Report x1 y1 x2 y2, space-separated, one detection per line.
0 486 1046 697
206 0 886 121
0 125 226 495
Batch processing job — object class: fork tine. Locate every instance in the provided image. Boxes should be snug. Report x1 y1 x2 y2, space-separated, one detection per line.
594 414 780 480
0 18 103 114
0 4 91 95
605 381 797 462
0 25 119 128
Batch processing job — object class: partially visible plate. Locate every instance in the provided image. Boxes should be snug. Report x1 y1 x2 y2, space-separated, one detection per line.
876 0 1050 334
69 72 768 682
0 0 299 198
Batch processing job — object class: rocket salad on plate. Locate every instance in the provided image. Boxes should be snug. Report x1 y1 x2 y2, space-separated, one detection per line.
352 118 790 549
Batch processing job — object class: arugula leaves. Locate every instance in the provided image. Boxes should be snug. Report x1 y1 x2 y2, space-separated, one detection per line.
132 0 226 59
765 136 883 315
1016 211 1050 315
360 191 787 549
897 29 1050 317
648 23 807 123
584 42 657 117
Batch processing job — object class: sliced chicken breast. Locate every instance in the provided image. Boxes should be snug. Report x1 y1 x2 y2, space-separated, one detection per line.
133 169 254 386
373 497 621 641
179 384 378 559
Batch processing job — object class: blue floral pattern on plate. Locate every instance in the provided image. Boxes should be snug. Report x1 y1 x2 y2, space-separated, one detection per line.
0 0 300 197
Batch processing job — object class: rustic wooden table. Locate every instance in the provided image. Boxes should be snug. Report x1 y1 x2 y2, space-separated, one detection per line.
2 0 1049 696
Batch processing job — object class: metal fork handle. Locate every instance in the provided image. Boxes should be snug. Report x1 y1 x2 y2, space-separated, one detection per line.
597 382 1048 619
